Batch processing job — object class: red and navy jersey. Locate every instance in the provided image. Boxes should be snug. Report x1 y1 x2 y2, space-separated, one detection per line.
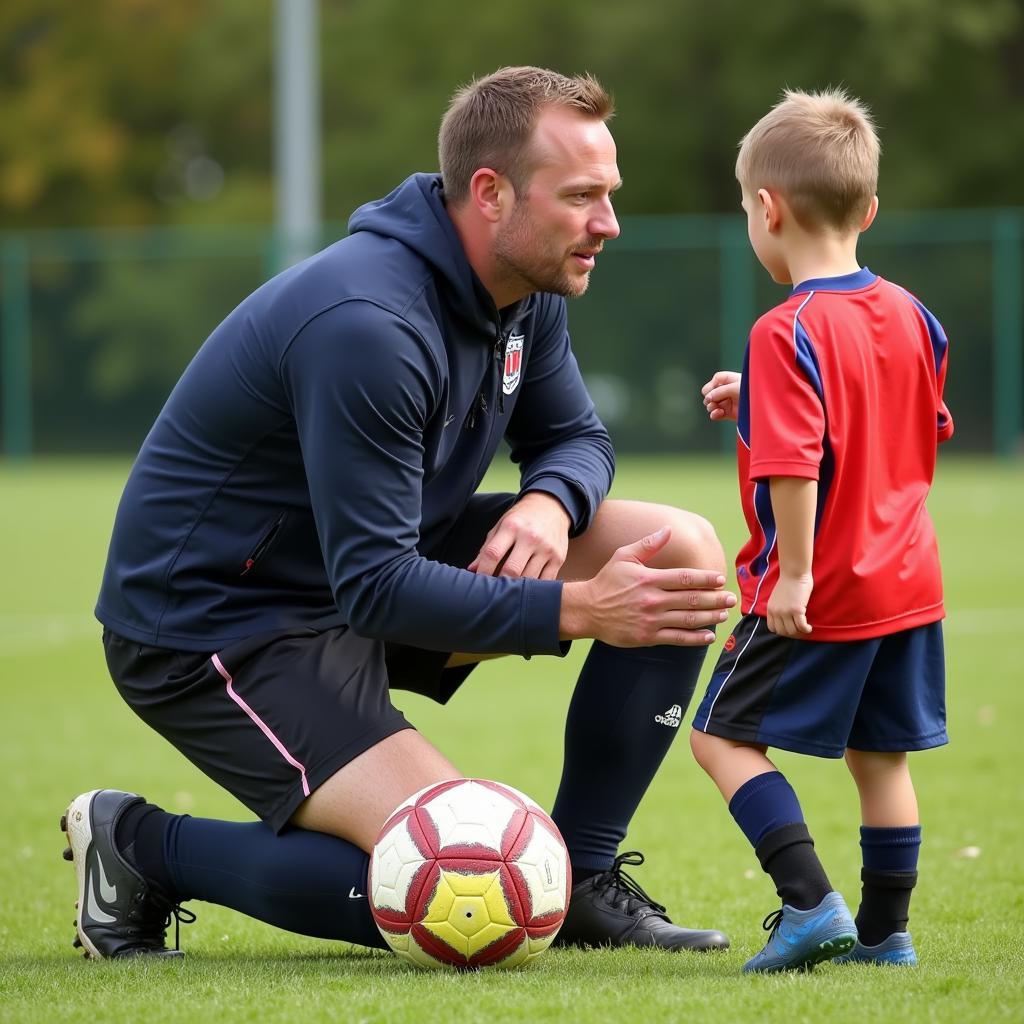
735 267 953 640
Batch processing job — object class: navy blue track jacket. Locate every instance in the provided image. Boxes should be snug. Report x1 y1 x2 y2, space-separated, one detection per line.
96 174 615 656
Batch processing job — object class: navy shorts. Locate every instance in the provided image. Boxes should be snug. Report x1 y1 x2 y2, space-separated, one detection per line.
691 614 947 758
104 492 517 833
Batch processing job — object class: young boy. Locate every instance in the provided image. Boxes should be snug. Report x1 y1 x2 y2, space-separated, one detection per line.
690 88 954 974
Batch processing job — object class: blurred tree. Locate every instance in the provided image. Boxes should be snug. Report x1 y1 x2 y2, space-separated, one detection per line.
1 0 1021 228
0 0 272 228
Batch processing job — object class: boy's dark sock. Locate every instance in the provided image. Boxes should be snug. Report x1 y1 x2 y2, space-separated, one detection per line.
855 825 922 944
753 823 833 911
855 869 918 945
728 771 805 847
118 807 385 947
552 642 707 873
729 772 831 907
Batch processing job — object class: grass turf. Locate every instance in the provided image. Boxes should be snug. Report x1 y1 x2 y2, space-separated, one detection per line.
0 455 1021 1023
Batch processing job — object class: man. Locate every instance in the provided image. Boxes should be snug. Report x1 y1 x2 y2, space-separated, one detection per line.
65 66 734 960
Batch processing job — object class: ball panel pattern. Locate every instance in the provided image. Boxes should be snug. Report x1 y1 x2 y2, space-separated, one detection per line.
368 779 569 970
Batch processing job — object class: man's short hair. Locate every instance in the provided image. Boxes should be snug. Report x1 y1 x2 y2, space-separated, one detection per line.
736 88 880 232
438 66 614 204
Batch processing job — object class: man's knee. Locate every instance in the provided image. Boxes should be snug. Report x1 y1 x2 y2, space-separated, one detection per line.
563 498 726 578
655 506 725 575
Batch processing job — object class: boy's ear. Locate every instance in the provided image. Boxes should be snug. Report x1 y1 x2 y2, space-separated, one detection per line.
860 195 879 232
756 188 783 233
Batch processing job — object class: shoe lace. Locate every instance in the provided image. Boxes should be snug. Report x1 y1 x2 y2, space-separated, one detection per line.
130 887 197 952
593 851 667 916
167 904 197 951
761 907 784 938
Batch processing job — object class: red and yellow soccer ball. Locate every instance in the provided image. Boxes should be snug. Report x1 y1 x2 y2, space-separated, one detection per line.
368 778 571 969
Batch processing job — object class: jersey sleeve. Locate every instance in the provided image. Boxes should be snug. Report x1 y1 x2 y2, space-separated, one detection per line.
504 294 615 536
280 300 563 656
932 320 954 445
746 310 825 481
899 288 955 444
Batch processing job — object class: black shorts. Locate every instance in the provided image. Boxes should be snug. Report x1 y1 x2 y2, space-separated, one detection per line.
692 614 947 758
105 493 516 833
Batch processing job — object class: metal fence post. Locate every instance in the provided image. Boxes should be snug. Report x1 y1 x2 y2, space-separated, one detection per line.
992 211 1023 456
1 236 31 460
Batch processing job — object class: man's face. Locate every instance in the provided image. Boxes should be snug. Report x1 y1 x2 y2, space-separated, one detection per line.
493 106 621 302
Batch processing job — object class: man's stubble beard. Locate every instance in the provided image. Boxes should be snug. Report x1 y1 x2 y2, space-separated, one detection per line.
493 202 590 300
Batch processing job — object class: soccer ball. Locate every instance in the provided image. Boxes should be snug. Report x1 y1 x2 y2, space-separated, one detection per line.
368 778 571 970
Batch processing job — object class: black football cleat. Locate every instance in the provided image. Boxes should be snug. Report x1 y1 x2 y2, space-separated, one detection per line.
61 789 194 959
553 851 729 952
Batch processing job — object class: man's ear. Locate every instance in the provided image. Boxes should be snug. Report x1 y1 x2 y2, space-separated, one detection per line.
860 195 879 232
757 188 783 233
468 168 513 224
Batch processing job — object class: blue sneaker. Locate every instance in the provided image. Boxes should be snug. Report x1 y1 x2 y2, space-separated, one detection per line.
742 891 857 974
834 932 917 966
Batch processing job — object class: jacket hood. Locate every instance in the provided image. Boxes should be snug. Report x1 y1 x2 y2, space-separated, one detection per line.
348 173 498 332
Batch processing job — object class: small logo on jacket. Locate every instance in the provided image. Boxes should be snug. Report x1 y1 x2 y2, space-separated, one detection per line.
724 634 737 652
654 704 682 728
502 332 525 396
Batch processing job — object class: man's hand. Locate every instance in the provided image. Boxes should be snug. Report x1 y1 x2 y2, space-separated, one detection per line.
560 527 736 647
701 371 741 422
766 573 813 638
468 491 571 580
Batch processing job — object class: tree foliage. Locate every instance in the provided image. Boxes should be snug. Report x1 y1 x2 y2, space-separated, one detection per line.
1 0 1022 229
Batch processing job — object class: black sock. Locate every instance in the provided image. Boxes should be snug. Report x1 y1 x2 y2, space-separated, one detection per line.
161 816 386 947
115 801 178 895
855 868 918 946
755 823 832 911
551 642 706 871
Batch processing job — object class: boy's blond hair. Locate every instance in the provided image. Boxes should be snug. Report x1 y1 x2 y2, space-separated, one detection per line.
736 88 879 233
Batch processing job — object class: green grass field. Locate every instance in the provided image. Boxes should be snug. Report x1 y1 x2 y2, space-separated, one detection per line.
1 455 1021 1023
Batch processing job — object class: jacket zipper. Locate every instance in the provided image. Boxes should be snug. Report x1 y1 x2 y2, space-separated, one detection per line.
494 329 508 414
240 512 286 576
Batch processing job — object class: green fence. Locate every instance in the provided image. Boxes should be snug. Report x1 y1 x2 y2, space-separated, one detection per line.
1 209 1021 457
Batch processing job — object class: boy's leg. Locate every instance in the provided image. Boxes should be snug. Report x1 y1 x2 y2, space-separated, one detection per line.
690 732 834 911
837 749 920 964
691 730 855 972
834 622 944 965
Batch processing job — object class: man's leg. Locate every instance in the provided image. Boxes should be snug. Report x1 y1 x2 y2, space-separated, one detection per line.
65 733 458 958
549 499 730 949
65 629 460 958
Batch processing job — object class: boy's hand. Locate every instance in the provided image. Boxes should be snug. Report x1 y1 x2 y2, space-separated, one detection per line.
767 574 814 637
702 371 741 421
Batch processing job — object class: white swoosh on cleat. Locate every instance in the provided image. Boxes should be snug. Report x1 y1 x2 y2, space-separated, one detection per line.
97 856 118 903
87 867 117 924
348 887 366 900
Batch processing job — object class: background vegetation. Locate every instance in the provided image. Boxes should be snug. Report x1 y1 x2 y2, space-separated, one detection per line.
2 0 1022 229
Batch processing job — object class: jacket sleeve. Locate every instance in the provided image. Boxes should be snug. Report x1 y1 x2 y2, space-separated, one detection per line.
279 299 564 655
505 294 615 535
